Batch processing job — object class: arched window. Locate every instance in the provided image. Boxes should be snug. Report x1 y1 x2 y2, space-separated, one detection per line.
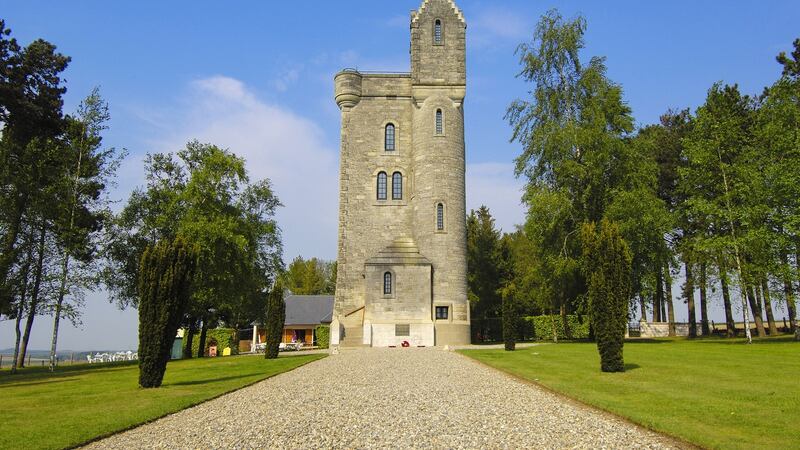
437 203 444 230
434 20 443 44
435 109 443 135
384 272 393 295
385 124 395 151
377 172 387 200
392 172 403 200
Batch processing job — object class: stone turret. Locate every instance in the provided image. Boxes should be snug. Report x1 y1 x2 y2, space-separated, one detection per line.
411 0 467 86
334 69 362 110
332 0 470 348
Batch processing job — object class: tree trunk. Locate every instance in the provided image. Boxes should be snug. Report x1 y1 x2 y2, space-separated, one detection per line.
665 265 676 336
699 262 710 336
719 265 736 338
231 320 241 354
761 278 778 336
11 229 35 374
49 251 71 371
11 304 24 374
746 284 766 337
781 252 797 333
654 269 663 322
18 225 47 368
795 249 800 340
182 318 196 359
784 276 797 334
638 294 647 322
49 126 87 372
685 261 696 338
197 318 208 358
561 303 571 339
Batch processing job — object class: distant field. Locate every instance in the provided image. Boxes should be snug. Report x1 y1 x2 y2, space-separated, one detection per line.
460 336 799 449
0 353 325 450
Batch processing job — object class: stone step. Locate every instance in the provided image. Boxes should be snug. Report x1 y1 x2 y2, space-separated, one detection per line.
340 327 367 347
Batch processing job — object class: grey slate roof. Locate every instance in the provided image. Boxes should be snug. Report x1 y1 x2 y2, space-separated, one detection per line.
283 295 334 326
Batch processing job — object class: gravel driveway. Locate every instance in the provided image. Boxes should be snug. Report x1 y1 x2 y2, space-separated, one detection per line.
85 348 682 449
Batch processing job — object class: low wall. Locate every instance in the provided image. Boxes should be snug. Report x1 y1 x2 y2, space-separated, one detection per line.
637 322 695 337
434 323 471 346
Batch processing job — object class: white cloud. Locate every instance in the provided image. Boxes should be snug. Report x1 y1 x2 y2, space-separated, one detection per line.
466 162 526 233
271 66 303 92
470 7 531 49
153 76 340 261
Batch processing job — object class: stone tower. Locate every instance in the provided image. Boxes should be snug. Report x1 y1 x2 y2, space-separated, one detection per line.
331 0 470 347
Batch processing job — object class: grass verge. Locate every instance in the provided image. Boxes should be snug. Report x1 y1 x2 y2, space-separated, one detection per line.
459 336 798 449
0 353 325 450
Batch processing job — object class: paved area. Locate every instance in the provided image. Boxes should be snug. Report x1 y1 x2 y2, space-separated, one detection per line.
86 348 682 449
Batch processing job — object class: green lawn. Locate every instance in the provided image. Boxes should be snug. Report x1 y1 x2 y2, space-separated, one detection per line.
460 337 798 449
0 353 325 450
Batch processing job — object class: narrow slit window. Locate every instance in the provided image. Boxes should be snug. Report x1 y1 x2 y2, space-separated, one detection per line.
392 172 403 200
384 272 392 295
435 109 443 135
437 203 444 230
385 124 395 151
434 20 442 44
377 172 387 200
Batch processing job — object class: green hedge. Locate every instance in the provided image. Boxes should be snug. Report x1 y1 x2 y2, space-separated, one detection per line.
315 325 330 349
524 315 590 341
183 328 237 357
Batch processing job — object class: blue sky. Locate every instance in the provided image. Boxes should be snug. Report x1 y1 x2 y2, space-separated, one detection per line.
1 1 798 351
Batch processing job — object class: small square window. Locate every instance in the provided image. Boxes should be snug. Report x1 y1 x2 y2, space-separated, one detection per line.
435 306 449 320
395 324 410 336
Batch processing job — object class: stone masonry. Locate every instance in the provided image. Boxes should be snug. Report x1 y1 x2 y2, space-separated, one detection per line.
332 0 470 347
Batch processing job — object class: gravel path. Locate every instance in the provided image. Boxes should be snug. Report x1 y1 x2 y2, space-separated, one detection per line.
86 348 683 449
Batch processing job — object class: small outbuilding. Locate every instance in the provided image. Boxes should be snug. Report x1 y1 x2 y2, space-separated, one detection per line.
250 295 334 351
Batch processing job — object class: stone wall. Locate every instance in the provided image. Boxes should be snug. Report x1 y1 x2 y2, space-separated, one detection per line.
365 263 432 322
637 322 696 337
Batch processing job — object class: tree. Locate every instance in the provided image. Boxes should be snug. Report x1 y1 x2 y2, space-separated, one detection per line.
0 22 119 369
507 9 634 334
285 256 336 295
582 219 632 372
0 21 71 315
501 294 518 351
264 279 285 359
106 141 282 354
682 83 759 343
466 206 503 320
137 236 197 388
48 88 120 370
776 39 800 78
607 116 677 328
756 40 800 336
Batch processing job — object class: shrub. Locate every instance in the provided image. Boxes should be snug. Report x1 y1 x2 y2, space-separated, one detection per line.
264 279 285 359
502 296 518 351
137 237 196 388
315 325 330 349
183 328 237 357
582 219 632 373
524 315 590 341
